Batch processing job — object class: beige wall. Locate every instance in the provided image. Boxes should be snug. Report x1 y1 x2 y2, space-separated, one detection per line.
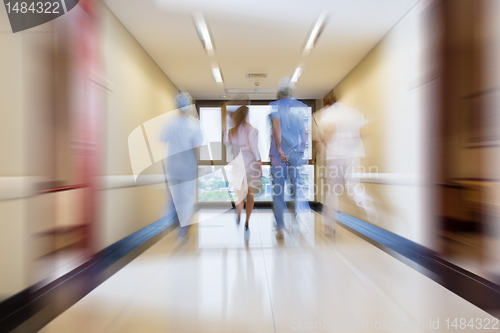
0 9 57 297
0 30 25 299
98 3 179 247
327 2 436 245
0 2 179 298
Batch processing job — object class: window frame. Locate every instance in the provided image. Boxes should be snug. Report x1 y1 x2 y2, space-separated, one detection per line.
195 99 318 203
196 99 317 166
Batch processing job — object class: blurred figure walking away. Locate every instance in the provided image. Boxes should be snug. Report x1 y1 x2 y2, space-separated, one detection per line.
317 93 378 238
270 77 310 239
161 92 203 240
224 105 262 231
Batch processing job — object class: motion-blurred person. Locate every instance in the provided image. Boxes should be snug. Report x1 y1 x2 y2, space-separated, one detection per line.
160 92 203 239
224 105 262 231
318 94 378 237
270 77 310 239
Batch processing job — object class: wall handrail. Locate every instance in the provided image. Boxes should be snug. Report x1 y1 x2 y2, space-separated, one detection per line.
36 183 89 195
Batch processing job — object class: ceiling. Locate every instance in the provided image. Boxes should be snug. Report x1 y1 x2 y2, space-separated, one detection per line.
103 0 418 100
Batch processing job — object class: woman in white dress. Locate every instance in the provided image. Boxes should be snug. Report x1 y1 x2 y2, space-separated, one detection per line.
224 106 262 230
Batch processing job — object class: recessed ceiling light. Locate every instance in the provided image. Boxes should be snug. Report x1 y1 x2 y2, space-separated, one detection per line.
193 13 214 50
211 67 223 83
291 68 304 82
304 12 328 50
220 95 230 98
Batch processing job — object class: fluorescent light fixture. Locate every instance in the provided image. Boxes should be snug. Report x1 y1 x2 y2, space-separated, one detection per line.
211 67 223 83
290 68 304 82
193 13 213 50
304 12 328 50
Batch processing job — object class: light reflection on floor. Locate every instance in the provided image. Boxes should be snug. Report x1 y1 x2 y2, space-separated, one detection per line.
196 209 317 250
39 209 496 333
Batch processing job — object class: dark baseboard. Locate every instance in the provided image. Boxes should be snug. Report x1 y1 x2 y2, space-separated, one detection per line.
0 216 178 333
310 204 500 318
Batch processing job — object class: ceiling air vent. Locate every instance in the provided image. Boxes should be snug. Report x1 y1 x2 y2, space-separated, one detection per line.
246 73 268 78
225 88 256 94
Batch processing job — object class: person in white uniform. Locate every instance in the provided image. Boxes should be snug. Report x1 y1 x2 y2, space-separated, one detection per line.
224 105 262 231
318 94 378 237
160 92 203 239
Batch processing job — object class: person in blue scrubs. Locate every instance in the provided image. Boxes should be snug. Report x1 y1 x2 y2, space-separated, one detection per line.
161 92 203 239
270 77 310 238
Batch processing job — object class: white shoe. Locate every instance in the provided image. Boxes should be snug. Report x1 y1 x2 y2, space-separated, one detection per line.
367 210 379 224
176 235 189 246
296 214 310 235
361 200 379 224
276 229 284 239
296 214 309 224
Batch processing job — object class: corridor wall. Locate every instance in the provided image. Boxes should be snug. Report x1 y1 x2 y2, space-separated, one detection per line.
330 1 439 247
98 3 179 248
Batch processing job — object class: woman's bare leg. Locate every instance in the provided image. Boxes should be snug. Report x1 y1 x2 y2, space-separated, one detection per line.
245 186 255 226
235 183 246 223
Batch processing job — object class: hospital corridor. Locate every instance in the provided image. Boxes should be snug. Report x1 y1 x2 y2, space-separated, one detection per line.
1 0 500 332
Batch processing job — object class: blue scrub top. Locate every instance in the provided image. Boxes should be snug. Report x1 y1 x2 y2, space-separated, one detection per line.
269 97 307 157
160 115 203 180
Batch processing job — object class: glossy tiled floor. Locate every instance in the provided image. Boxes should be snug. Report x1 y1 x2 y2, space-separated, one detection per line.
40 209 496 333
